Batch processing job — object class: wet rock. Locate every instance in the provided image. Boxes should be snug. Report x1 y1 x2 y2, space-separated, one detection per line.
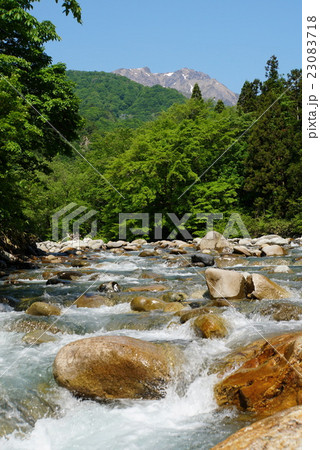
23 330 57 345
138 250 158 257
161 292 188 303
190 289 210 299
214 332 302 416
258 302 302 321
53 336 177 400
131 296 184 313
191 253 215 266
26 302 61 316
98 281 120 293
199 231 232 253
4 319 63 335
193 314 228 339
70 259 88 268
179 306 221 323
140 273 166 282
46 277 70 286
57 271 83 280
127 284 168 292
123 245 139 251
261 245 287 256
249 273 290 300
205 268 246 300
215 256 248 269
211 406 302 449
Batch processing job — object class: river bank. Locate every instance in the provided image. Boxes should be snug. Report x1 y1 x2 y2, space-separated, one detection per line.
0 232 302 448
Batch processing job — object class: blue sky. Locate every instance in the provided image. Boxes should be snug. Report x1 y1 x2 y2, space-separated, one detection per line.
33 0 301 93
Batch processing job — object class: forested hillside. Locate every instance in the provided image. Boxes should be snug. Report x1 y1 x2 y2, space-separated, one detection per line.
22 57 302 240
67 70 186 133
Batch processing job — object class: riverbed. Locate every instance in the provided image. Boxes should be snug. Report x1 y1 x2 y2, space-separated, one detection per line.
0 242 302 449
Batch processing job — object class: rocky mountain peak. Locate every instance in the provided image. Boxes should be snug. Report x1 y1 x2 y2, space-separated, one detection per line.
112 67 238 105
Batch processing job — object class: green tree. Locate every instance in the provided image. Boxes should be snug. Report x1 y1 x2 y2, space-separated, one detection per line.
0 0 83 231
191 83 203 101
214 99 225 113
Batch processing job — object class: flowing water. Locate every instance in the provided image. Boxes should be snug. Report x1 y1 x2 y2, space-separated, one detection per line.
0 244 302 449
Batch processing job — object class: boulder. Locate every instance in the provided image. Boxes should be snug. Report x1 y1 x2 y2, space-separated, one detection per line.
249 273 290 300
46 277 70 286
214 332 302 416
193 314 228 339
26 302 61 316
205 268 246 300
71 259 88 268
131 239 147 246
169 248 187 255
131 296 184 313
53 336 176 400
211 406 302 449
261 245 286 256
0 295 20 308
191 253 215 266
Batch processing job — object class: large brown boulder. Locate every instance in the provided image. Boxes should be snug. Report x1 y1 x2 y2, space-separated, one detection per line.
53 336 176 400
249 273 290 300
211 406 302 449
193 314 228 339
205 268 290 301
205 268 246 300
26 302 61 316
214 332 302 416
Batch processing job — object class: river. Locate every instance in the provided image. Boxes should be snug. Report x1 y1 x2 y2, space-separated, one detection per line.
0 242 302 449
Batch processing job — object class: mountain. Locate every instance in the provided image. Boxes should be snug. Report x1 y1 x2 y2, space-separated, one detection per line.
67 70 186 133
112 67 238 106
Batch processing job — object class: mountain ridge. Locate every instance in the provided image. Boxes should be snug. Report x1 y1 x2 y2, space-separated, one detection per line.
112 67 238 105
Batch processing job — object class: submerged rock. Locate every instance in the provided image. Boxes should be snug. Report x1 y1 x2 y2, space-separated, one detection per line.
211 406 302 449
75 295 115 308
127 284 168 292
23 330 57 345
214 332 302 416
161 292 188 303
258 302 302 321
26 302 61 316
53 336 177 400
193 314 228 339
98 281 120 293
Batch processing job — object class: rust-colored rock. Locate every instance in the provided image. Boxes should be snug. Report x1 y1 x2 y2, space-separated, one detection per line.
26 302 61 316
193 314 228 339
211 406 302 449
53 336 175 400
214 332 302 416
